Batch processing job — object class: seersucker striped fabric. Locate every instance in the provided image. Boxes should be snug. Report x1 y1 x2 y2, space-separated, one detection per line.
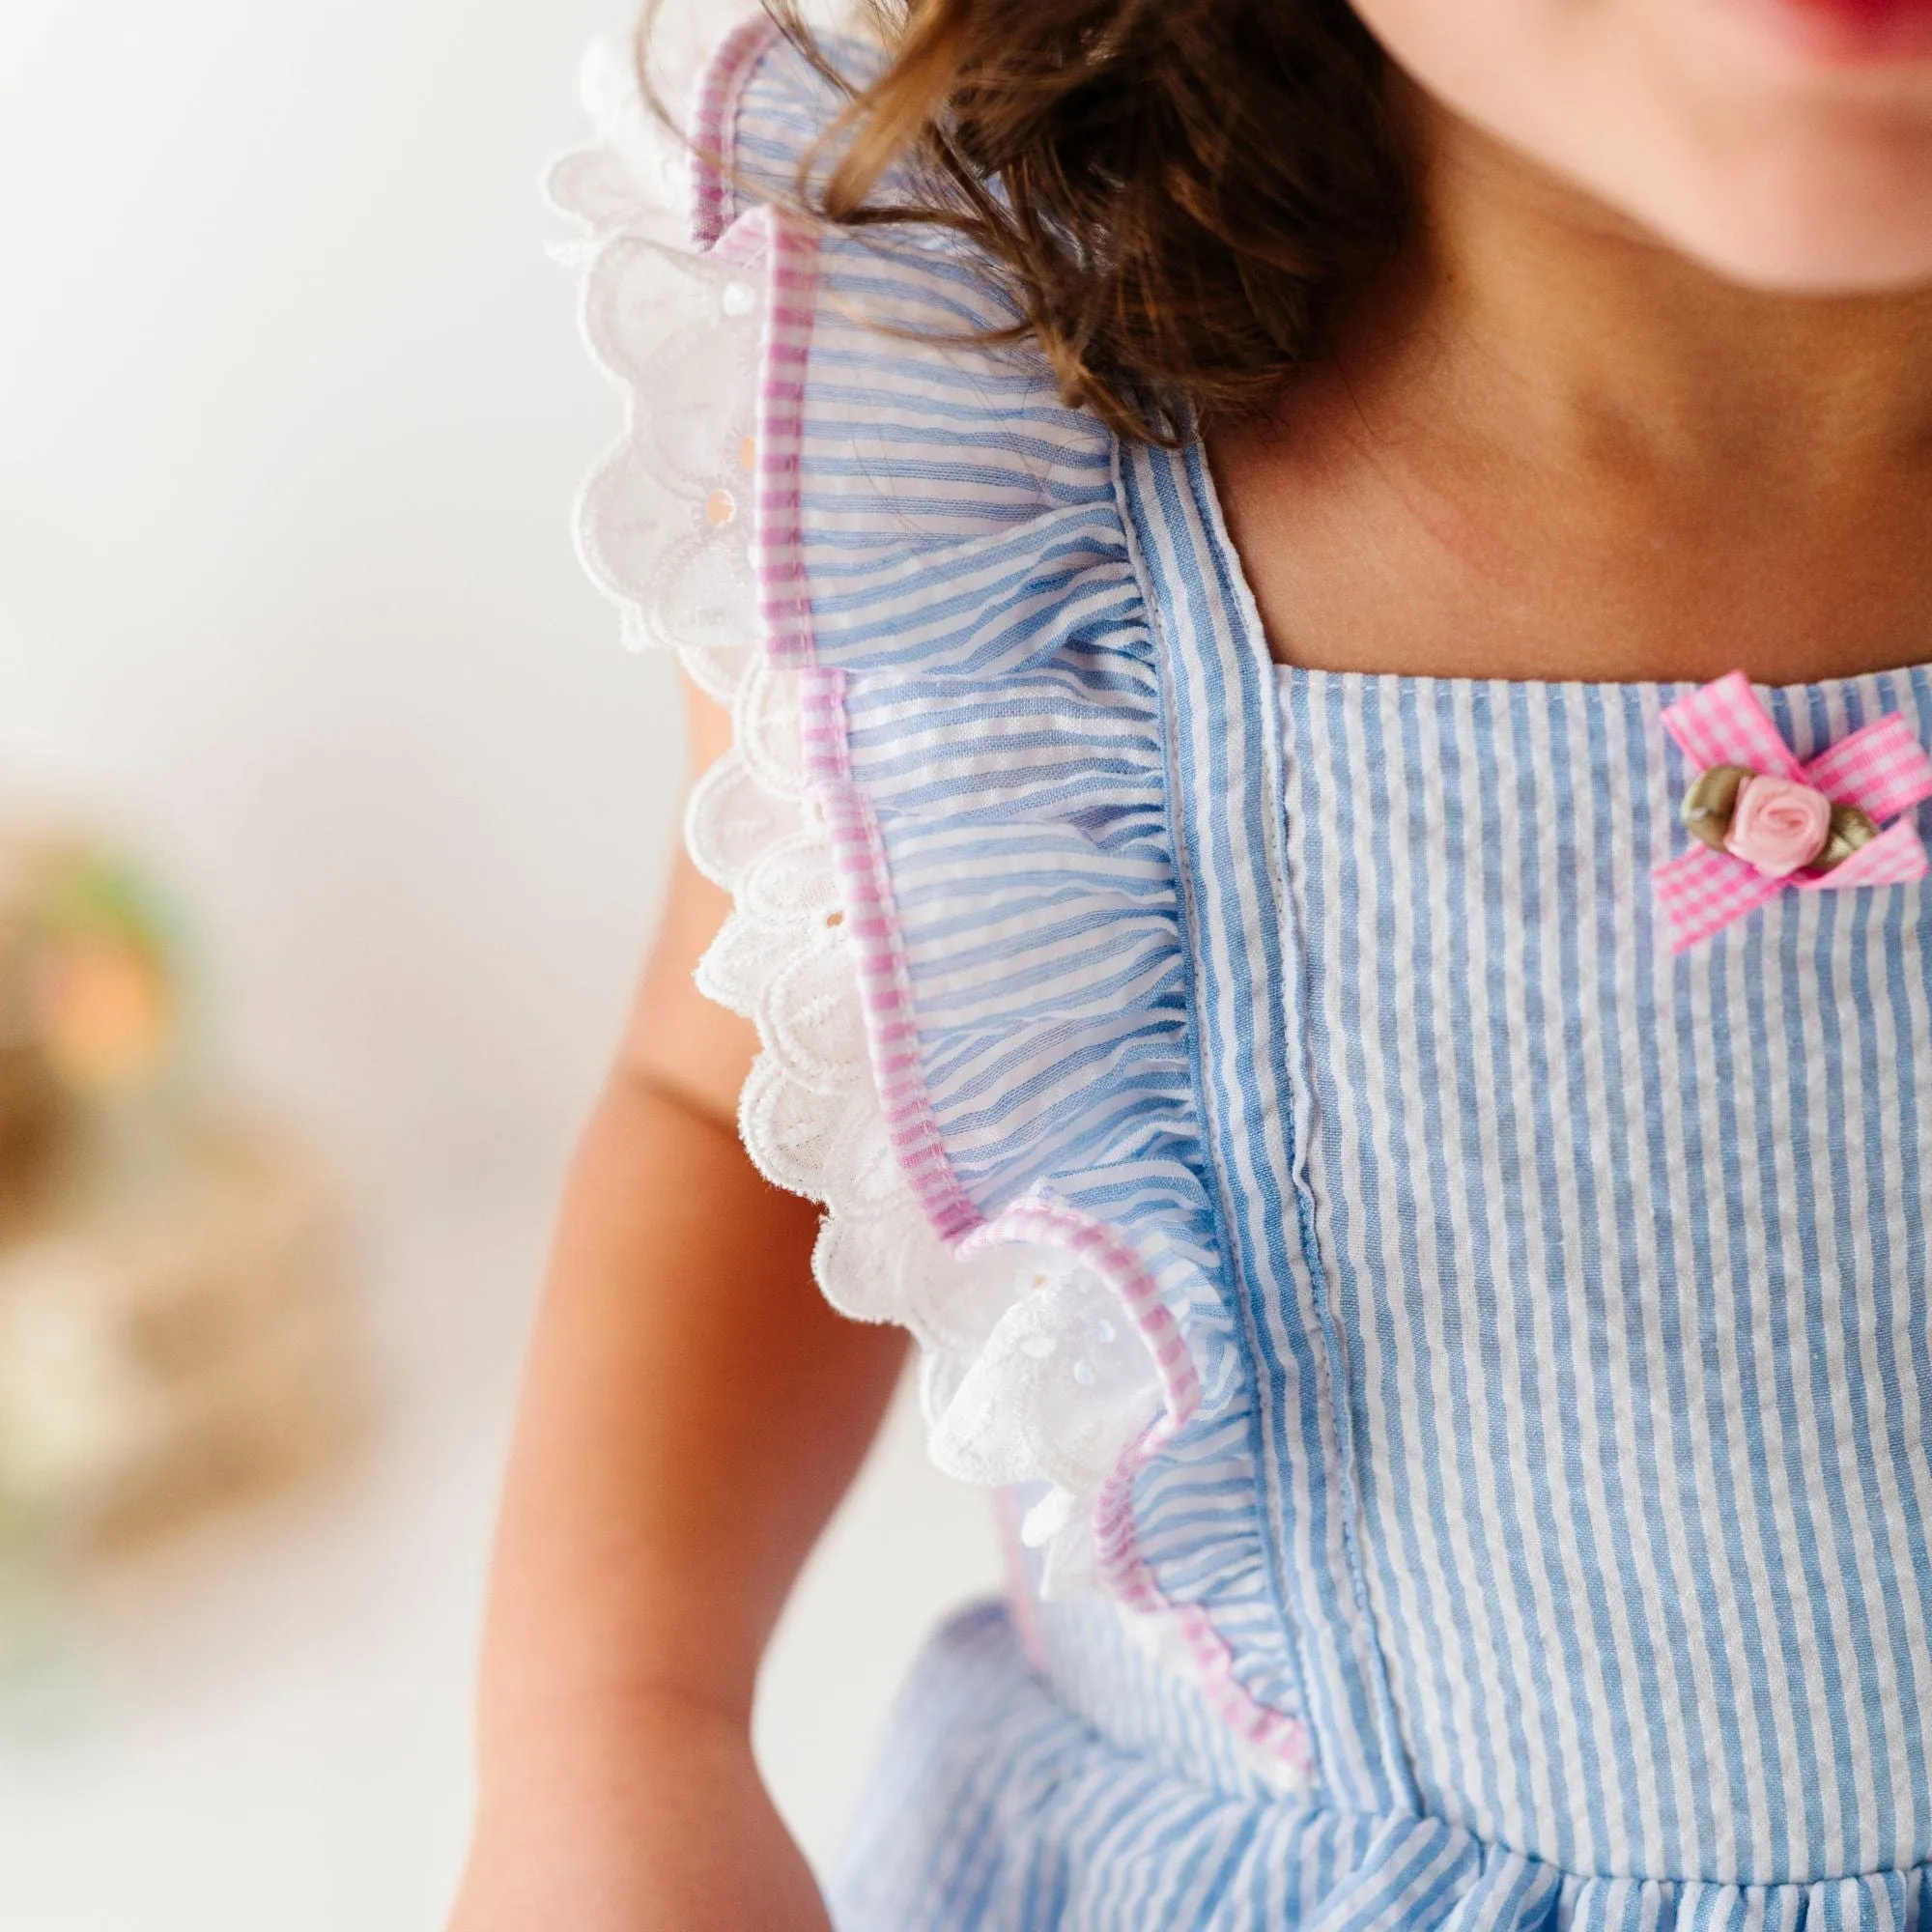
1276 666 1932 1888
690 22 1932 1930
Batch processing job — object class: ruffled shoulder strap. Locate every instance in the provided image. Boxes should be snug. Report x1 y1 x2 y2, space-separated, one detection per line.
553 15 1317 1794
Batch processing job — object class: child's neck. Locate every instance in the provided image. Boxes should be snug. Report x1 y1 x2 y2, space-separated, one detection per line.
1210 96 1932 686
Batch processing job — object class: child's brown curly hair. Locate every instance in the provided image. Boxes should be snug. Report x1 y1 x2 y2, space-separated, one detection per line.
757 0 1412 442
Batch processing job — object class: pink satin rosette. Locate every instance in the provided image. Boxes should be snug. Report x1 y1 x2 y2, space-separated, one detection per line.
1723 775 1834 878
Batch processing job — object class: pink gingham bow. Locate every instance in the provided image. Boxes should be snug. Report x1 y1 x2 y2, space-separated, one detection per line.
1655 670 1932 952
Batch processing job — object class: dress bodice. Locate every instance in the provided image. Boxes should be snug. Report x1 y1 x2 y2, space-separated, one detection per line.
1276 665 1932 1884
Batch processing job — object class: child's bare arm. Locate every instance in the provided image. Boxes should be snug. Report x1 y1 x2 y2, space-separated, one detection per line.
448 680 908 1930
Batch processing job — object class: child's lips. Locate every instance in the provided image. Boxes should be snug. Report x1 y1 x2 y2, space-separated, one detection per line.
1720 0 1932 61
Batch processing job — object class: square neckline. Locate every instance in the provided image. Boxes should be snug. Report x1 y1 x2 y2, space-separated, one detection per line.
1175 427 1932 710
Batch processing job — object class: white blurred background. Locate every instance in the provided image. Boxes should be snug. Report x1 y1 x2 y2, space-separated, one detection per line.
0 1 999 1925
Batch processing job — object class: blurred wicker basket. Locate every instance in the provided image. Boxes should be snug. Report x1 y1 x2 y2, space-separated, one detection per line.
0 1123 362 1549
0 831 365 1558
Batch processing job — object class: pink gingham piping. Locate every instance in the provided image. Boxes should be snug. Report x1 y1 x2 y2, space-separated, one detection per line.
693 38 974 1235
694 32 975 1231
1655 670 1932 952
690 17 818 667
803 668 981 1243
688 13 778 249
753 213 822 670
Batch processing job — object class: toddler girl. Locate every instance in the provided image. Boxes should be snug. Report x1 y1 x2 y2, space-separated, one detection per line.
452 1 1932 1925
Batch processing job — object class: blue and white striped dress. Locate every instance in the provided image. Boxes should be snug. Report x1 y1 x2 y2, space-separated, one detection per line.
835 587 1932 1932
632 23 1932 1929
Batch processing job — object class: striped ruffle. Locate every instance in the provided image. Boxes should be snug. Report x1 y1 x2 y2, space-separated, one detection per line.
557 15 1312 1790
690 20 1316 1785
837 1606 1932 1932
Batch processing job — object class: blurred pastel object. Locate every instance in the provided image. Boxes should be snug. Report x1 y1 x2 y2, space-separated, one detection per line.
27 847 178 1096
0 825 365 1568
35 941 171 1093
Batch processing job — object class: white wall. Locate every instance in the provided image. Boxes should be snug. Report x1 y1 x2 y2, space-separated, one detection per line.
0 0 682 1191
0 3 1001 1923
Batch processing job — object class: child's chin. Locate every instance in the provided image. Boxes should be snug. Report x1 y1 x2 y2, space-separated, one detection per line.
1636 3 1932 289
1621 142 1932 293
1673 219 1932 297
